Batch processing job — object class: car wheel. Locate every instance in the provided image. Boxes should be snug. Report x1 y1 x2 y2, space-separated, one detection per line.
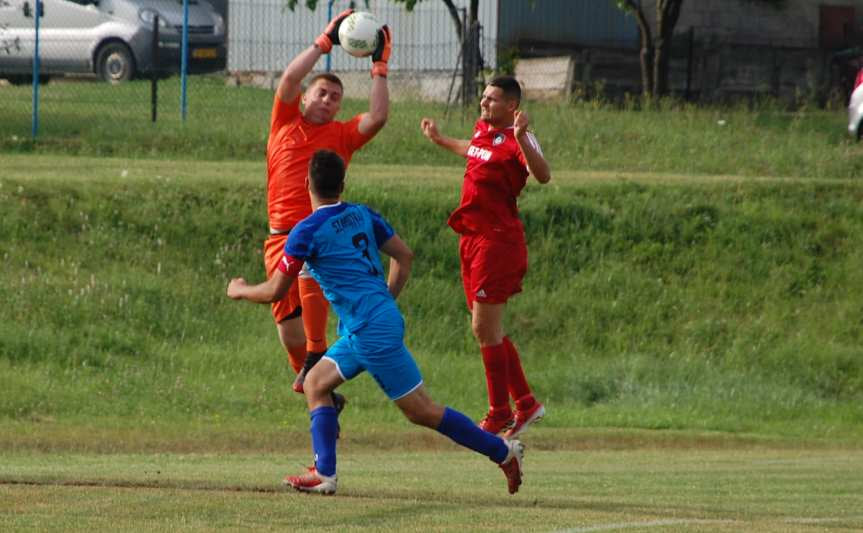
96 42 135 84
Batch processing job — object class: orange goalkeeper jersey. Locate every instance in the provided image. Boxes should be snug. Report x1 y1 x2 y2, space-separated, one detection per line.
267 94 373 230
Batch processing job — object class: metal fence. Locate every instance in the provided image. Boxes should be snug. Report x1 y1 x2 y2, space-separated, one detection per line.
0 0 502 142
230 0 496 74
2 0 851 145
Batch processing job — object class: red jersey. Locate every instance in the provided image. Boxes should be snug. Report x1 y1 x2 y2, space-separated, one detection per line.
267 94 373 230
447 119 542 241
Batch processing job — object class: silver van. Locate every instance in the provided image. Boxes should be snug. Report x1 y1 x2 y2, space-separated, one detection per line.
0 0 226 83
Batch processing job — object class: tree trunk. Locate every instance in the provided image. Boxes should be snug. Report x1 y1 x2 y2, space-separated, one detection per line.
461 0 482 104
440 0 463 41
640 39 655 97
620 0 685 98
653 27 669 97
629 2 655 97
468 0 483 74
653 0 684 96
440 0 482 105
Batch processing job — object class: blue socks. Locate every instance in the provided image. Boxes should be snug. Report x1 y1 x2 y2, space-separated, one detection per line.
312 405 509 476
436 406 509 464
310 406 339 477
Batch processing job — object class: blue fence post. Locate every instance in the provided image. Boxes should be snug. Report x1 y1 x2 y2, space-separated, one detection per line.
31 0 42 139
180 0 189 121
325 0 334 73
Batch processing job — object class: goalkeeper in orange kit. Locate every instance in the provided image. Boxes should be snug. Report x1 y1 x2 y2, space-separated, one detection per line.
262 8 392 402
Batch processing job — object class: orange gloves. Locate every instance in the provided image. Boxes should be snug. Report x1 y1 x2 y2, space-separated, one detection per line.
371 25 392 78
314 8 354 54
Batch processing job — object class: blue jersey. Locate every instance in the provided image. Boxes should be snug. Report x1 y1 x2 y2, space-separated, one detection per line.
282 202 397 334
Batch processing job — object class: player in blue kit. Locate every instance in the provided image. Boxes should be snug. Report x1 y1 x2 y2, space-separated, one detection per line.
227 150 525 495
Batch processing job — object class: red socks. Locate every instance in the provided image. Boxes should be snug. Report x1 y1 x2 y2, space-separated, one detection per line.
481 338 536 415
480 343 511 416
503 336 536 412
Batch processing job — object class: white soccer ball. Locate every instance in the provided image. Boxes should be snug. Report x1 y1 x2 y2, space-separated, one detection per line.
338 11 382 58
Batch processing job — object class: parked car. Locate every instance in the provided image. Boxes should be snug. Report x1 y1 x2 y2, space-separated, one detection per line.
849 69 863 140
0 0 226 83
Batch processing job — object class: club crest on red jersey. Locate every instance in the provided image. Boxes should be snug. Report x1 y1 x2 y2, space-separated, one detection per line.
493 133 505 146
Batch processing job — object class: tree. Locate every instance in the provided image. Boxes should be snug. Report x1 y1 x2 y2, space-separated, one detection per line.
394 0 479 49
615 0 787 98
615 0 683 98
389 1 484 104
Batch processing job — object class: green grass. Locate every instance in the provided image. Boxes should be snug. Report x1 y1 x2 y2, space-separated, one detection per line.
2 77 863 178
2 150 863 530
2 443 862 531
1 155 862 441
4 79 863 530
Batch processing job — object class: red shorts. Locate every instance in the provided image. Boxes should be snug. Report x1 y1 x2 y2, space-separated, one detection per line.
459 233 527 309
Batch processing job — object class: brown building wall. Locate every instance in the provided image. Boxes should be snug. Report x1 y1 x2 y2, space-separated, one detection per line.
641 0 863 48
571 1 863 103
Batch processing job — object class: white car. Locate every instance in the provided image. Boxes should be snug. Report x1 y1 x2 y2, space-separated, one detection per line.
849 74 863 140
0 0 226 83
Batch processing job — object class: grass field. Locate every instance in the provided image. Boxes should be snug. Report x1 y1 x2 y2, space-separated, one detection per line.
3 77 863 178
3 440 862 532
2 153 863 531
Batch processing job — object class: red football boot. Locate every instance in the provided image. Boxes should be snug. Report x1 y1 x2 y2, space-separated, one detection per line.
504 402 545 440
282 466 337 495
479 409 515 435
499 439 525 494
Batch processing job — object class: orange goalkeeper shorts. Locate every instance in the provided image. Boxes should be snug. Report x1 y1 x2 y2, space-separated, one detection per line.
264 234 330 352
264 234 301 323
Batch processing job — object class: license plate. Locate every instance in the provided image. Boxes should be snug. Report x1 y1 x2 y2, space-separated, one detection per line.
192 48 218 59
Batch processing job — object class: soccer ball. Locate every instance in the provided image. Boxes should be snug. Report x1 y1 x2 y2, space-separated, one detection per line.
338 11 382 58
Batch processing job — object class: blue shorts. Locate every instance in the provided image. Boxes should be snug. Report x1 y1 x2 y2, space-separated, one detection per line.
323 310 423 400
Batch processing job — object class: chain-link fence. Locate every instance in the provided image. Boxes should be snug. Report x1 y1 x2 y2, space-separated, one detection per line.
2 0 855 147
0 0 501 143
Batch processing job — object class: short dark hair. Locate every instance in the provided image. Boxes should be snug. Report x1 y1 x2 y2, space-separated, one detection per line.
488 76 521 105
307 72 344 92
309 150 345 198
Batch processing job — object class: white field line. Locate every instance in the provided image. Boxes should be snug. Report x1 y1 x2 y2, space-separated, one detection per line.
555 515 863 532
784 516 863 525
554 519 736 532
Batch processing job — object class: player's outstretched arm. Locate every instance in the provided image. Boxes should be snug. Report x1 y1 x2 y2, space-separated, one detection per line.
276 8 354 104
358 26 392 137
276 46 322 104
380 234 413 299
226 270 294 304
420 118 470 157
514 110 551 184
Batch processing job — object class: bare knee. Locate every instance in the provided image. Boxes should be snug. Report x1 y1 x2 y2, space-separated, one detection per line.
303 370 333 404
471 318 500 346
470 303 505 346
470 322 488 344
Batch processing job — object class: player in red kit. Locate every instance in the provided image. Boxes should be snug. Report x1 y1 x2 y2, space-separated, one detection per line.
420 76 551 439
